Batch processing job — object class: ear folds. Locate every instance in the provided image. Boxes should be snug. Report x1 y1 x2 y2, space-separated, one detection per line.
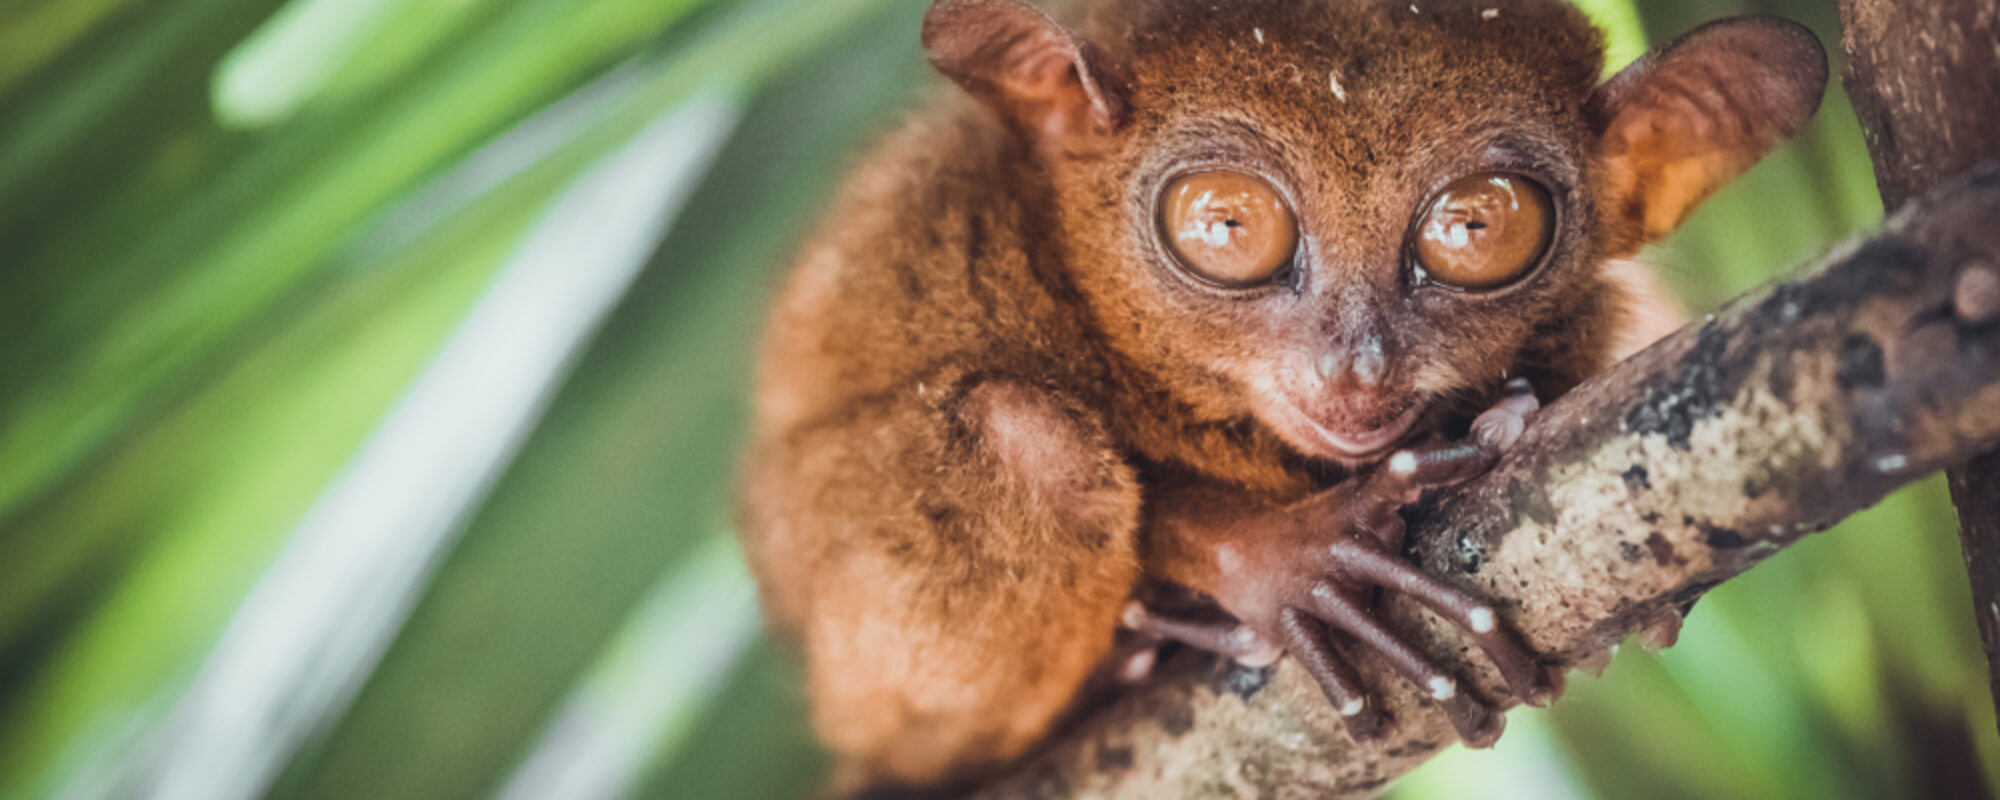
922 0 1127 143
1590 16 1828 247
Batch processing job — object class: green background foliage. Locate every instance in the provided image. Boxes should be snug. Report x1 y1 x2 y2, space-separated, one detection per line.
0 0 1992 798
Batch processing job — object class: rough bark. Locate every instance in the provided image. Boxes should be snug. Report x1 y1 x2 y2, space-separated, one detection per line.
1836 0 2000 731
974 163 2000 799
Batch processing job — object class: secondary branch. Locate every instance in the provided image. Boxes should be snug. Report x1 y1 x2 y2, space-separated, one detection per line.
1837 0 2000 733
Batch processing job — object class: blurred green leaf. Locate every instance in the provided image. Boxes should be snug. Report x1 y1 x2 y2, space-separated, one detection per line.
0 0 719 548
211 0 413 128
4 1 1997 799
2 0 745 793
262 7 934 797
0 0 142 97
496 533 761 800
0 158 529 798
51 83 740 800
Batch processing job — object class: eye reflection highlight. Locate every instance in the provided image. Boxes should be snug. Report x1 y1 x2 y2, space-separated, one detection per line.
1415 174 1554 290
1160 171 1299 285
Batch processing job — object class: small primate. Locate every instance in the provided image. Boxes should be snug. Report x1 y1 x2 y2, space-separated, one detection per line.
741 0 1825 792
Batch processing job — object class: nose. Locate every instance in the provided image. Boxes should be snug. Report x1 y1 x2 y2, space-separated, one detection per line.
1315 325 1389 388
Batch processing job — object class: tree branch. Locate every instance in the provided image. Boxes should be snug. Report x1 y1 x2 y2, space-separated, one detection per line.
1836 0 2000 733
977 162 2000 799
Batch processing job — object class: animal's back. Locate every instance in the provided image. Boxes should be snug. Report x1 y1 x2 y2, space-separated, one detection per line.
751 99 1099 451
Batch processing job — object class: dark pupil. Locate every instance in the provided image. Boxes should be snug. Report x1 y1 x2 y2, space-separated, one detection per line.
1224 219 1241 228
1465 221 1488 230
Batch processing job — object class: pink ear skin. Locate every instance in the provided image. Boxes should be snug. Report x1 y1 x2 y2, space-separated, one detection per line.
1589 15 1828 249
921 0 1127 144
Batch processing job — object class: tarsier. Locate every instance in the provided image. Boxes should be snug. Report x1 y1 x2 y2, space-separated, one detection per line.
741 0 1826 792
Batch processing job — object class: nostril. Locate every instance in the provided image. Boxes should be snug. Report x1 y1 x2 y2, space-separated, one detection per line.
1316 350 1347 381
1351 337 1388 386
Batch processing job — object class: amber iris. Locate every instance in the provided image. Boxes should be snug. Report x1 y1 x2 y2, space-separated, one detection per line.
1414 174 1554 290
1160 170 1299 285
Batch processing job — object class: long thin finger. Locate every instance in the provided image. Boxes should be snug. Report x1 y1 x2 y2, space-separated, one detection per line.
1328 540 1552 706
1348 441 1494 543
1381 441 1499 493
1353 381 1540 544
1304 581 1509 745
1351 441 1501 544
1304 581 1461 704
1121 602 1281 666
1365 378 1541 499
1278 607 1385 739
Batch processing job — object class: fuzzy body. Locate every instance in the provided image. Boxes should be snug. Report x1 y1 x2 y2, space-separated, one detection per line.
740 0 1821 789
743 107 1146 784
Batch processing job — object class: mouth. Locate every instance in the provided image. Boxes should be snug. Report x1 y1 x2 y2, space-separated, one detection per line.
1297 403 1424 460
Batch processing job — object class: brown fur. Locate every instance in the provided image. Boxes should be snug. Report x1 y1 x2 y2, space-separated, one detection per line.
739 0 1824 790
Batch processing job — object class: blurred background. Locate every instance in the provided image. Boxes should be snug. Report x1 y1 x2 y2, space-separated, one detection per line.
0 0 1993 798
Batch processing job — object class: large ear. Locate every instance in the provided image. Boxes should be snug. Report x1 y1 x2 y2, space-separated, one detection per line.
1589 16 1827 246
922 0 1127 143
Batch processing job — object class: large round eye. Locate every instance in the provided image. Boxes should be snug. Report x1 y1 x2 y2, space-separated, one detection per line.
1160 170 1299 286
1414 174 1555 290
